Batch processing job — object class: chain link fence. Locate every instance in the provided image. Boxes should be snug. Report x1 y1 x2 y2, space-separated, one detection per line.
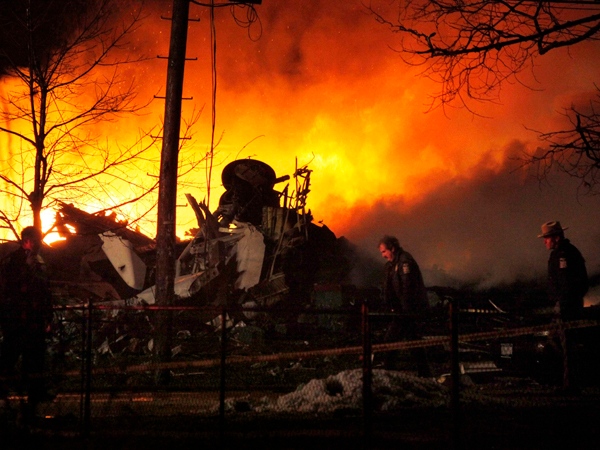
2 291 600 449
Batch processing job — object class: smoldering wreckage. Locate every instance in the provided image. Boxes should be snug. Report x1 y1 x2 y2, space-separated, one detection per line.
2 159 371 376
46 158 351 317
2 158 595 384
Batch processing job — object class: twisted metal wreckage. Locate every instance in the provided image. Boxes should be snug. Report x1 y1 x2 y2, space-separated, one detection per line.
5 160 594 381
46 159 356 339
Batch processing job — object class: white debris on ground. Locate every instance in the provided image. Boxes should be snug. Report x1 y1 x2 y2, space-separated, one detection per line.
218 369 450 416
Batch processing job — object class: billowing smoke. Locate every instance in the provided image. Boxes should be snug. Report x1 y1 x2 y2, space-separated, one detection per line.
342 141 600 289
2 0 599 291
0 1 95 75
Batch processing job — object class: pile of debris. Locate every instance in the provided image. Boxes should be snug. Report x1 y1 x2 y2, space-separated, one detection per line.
24 159 371 368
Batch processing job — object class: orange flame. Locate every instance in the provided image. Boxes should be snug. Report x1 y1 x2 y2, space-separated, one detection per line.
1 2 599 288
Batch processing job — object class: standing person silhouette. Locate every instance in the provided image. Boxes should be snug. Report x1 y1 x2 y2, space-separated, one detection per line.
538 221 588 393
0 226 54 422
378 235 432 378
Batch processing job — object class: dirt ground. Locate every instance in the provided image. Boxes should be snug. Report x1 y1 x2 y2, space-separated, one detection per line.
1 377 600 449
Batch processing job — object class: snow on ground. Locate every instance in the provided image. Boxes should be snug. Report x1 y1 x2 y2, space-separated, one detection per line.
217 369 449 415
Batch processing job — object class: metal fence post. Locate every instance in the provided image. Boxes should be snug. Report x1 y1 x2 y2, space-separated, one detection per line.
449 297 461 449
219 307 227 446
82 298 93 437
362 299 372 448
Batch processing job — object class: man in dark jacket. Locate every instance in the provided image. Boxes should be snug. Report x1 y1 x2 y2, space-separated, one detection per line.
0 226 54 418
378 235 432 377
538 221 588 392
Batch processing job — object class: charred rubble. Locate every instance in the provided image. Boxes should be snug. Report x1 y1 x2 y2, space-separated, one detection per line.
30 159 371 371
5 158 584 384
46 159 361 312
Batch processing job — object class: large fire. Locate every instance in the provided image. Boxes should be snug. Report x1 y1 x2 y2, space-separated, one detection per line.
2 1 600 286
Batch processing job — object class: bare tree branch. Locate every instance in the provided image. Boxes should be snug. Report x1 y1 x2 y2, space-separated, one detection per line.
368 0 600 192
0 0 157 233
368 0 600 105
521 85 600 194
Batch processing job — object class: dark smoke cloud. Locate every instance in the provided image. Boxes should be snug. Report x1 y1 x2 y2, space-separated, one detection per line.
4 0 598 295
178 1 395 89
343 141 600 290
171 1 600 291
0 0 93 75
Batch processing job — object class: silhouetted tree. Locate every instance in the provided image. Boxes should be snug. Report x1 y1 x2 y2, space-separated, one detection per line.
529 87 600 194
0 0 156 238
369 0 600 193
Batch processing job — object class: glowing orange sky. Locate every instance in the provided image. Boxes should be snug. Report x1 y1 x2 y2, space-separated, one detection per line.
148 1 600 287
3 1 600 288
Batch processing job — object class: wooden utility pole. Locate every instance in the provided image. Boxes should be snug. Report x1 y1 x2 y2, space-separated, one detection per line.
155 0 190 383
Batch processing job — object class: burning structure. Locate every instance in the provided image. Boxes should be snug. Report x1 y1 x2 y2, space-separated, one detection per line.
42 158 357 329
3 158 598 385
